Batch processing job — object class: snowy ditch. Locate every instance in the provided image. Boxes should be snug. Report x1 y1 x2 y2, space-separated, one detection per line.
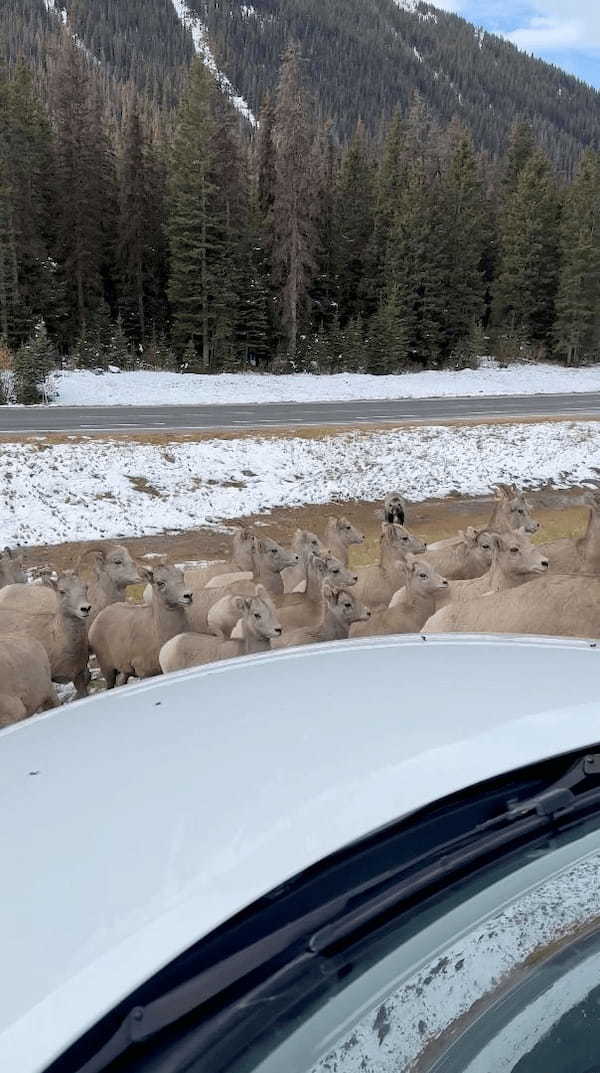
43 359 600 406
1 421 599 547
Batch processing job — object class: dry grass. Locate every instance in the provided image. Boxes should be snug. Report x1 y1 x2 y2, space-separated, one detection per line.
18 485 590 580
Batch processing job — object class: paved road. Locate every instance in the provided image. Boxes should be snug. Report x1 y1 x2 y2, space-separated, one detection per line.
1 392 600 433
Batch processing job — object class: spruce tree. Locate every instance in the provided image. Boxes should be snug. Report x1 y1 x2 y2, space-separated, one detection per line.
333 122 375 323
554 151 600 365
13 320 55 403
118 106 167 342
493 149 560 354
52 39 117 344
437 124 487 359
0 65 57 345
272 45 317 360
167 59 217 365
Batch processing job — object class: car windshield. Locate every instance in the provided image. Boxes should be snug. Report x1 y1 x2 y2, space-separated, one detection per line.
233 813 600 1073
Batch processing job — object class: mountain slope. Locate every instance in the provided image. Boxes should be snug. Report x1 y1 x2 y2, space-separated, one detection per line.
3 0 600 170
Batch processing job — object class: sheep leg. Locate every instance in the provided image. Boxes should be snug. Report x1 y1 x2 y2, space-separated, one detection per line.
41 686 60 711
74 667 91 699
99 665 118 690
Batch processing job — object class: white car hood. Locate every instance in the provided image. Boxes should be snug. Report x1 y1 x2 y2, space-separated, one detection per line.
1 635 600 1072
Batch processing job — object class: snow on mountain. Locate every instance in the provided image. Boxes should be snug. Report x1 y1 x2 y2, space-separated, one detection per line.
171 0 257 125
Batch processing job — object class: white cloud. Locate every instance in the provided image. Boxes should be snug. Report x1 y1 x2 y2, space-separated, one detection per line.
504 2 600 51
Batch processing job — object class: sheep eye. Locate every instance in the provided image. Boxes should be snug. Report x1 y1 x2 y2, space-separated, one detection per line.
332 568 339 574
402 536 408 542
419 573 427 579
344 602 352 609
157 581 166 589
271 548 276 554
345 525 351 531
114 559 122 565
253 612 261 620
510 547 519 554
58 589 66 596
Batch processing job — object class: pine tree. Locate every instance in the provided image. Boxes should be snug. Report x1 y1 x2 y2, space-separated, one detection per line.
436 124 487 359
167 59 217 365
106 315 132 368
118 106 167 342
554 150 600 365
493 149 561 354
333 121 375 323
503 122 536 198
310 121 339 330
13 320 55 403
272 45 317 360
0 65 57 345
52 39 117 344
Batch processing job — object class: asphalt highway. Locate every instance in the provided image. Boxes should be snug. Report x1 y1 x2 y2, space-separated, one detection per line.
1 392 600 434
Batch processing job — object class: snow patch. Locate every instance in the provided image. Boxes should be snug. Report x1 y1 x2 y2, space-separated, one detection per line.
42 0 99 63
171 0 256 125
45 360 600 407
413 45 423 61
1 421 599 546
240 4 256 14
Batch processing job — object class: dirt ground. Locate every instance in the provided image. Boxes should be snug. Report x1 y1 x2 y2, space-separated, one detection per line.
20 484 593 582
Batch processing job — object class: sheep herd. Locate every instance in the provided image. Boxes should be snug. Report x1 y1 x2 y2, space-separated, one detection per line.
1 482 599 728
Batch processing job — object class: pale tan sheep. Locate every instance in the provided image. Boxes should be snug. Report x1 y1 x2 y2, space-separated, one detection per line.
351 556 448 637
0 572 91 697
0 634 59 727
89 564 192 687
353 523 426 609
159 589 282 673
273 585 370 649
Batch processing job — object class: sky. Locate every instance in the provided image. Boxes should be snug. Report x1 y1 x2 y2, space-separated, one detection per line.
435 1 600 89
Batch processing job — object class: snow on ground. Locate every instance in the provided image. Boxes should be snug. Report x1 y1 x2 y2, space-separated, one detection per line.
1 421 598 546
171 0 257 125
49 361 600 407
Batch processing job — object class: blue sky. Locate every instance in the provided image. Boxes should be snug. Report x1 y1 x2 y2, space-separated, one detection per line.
435 1 600 89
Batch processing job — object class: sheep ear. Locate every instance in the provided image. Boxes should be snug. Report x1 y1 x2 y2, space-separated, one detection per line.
139 565 154 583
322 582 335 599
254 584 268 598
255 539 265 554
233 595 250 612
230 618 245 640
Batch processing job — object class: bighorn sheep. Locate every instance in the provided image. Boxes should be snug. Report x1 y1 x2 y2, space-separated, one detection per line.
203 537 298 597
0 547 25 588
422 572 600 638
282 529 328 593
159 588 282 673
428 529 549 609
351 557 448 637
353 523 426 609
412 527 495 582
273 585 370 649
0 634 59 726
325 516 364 566
89 564 192 687
428 485 539 551
0 572 91 697
539 491 600 574
276 552 358 630
380 492 406 526
185 537 299 634
184 526 256 587
76 544 140 622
